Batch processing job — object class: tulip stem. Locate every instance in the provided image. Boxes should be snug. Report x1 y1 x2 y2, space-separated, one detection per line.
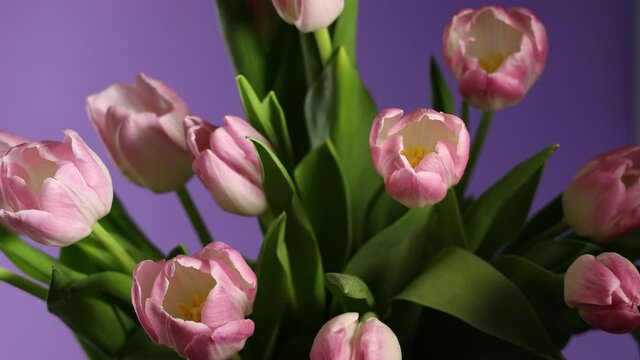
460 101 470 126
458 111 493 195
92 222 137 273
177 187 213 247
314 28 333 65
0 266 48 300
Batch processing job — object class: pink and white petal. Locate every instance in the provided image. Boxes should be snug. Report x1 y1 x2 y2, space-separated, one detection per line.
223 115 269 168
184 319 255 360
596 253 640 305
0 209 90 246
310 313 359 360
369 109 404 171
132 260 166 342
579 306 640 334
185 116 216 157
210 126 261 185
144 300 210 356
358 318 402 360
0 131 27 154
200 284 247 329
295 0 344 33
564 255 621 308
386 168 448 208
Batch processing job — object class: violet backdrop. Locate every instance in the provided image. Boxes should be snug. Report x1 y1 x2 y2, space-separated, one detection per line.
0 0 636 359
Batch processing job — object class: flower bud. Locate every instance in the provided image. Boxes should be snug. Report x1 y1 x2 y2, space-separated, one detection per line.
185 116 269 216
272 0 344 33
310 313 401 360
132 242 257 360
86 74 193 193
0 130 113 246
564 253 640 334
0 131 27 155
369 108 470 207
563 145 640 242
443 6 548 111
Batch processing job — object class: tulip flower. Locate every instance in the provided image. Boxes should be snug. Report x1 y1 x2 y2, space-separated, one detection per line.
369 108 470 208
443 6 548 111
563 145 640 242
185 116 269 216
0 130 113 246
86 74 193 193
0 131 27 154
310 313 401 360
564 253 640 334
132 242 257 360
272 0 344 33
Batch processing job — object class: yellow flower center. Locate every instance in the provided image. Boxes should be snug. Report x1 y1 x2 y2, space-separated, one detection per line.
479 52 505 73
179 294 205 322
401 145 426 168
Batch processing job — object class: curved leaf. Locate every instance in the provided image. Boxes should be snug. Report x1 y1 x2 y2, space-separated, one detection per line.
325 273 374 314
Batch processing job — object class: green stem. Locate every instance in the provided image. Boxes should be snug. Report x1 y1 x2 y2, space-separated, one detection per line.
460 101 470 126
458 111 493 195
314 27 333 65
92 222 137 273
177 187 213 247
0 267 47 300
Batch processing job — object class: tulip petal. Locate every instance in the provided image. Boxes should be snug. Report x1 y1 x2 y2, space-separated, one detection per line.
358 318 402 360
564 254 621 308
579 305 640 334
310 312 359 360
0 208 90 246
132 260 166 342
184 319 255 360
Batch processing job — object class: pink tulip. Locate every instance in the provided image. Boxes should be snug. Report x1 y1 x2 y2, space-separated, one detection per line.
310 313 401 360
369 108 470 208
443 6 548 111
0 131 27 155
132 242 257 360
272 0 344 33
185 116 269 216
564 253 640 334
86 74 193 193
0 130 113 246
563 145 640 242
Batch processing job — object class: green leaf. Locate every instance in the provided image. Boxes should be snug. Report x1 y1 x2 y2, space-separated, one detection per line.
305 47 380 246
325 273 374 314
246 214 291 360
119 327 183 360
464 145 558 251
431 189 467 249
294 140 351 272
363 186 407 240
396 247 563 360
515 195 564 249
429 57 454 113
522 238 604 273
166 244 189 259
332 0 358 62
345 206 434 312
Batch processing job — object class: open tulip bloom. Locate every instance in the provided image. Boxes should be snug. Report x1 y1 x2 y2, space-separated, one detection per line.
2 3 640 360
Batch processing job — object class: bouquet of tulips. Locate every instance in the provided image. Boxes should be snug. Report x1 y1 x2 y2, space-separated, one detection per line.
1 1 639 359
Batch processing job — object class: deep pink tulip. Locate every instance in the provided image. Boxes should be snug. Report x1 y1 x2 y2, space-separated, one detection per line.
0 130 113 246
86 74 193 193
0 131 27 155
443 6 548 111
564 253 640 334
132 242 257 360
563 145 640 242
272 0 344 33
185 116 269 216
369 108 470 208
310 313 401 360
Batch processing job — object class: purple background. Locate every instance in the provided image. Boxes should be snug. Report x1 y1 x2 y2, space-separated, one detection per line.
0 0 636 358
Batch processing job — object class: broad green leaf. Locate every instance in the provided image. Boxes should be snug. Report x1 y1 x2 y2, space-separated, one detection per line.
464 145 558 251
345 206 433 312
332 0 358 62
119 327 182 360
305 47 380 246
294 140 351 272
429 57 454 113
492 255 586 348
325 273 374 314
522 238 604 273
363 186 407 240
431 189 467 249
509 195 564 253
397 247 563 360
245 214 290 360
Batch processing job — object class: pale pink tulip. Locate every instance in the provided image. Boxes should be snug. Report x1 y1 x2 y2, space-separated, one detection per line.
185 116 269 216
272 0 344 33
0 130 113 246
132 242 257 360
86 74 192 193
563 145 640 242
443 6 548 111
0 131 27 155
310 313 401 360
369 108 470 208
564 253 640 334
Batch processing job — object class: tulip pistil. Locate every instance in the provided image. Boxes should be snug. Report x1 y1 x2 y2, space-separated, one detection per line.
179 294 205 322
479 52 505 73
401 145 426 168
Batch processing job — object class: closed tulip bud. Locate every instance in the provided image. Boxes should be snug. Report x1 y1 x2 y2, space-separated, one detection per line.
369 108 470 208
0 131 27 155
132 242 257 360
563 145 640 242
310 313 401 360
272 0 344 33
564 253 640 334
86 74 193 193
185 116 269 216
443 6 548 111
0 130 113 246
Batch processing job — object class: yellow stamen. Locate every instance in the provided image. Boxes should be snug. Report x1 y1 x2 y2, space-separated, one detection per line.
401 145 426 168
478 52 505 73
178 294 204 322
